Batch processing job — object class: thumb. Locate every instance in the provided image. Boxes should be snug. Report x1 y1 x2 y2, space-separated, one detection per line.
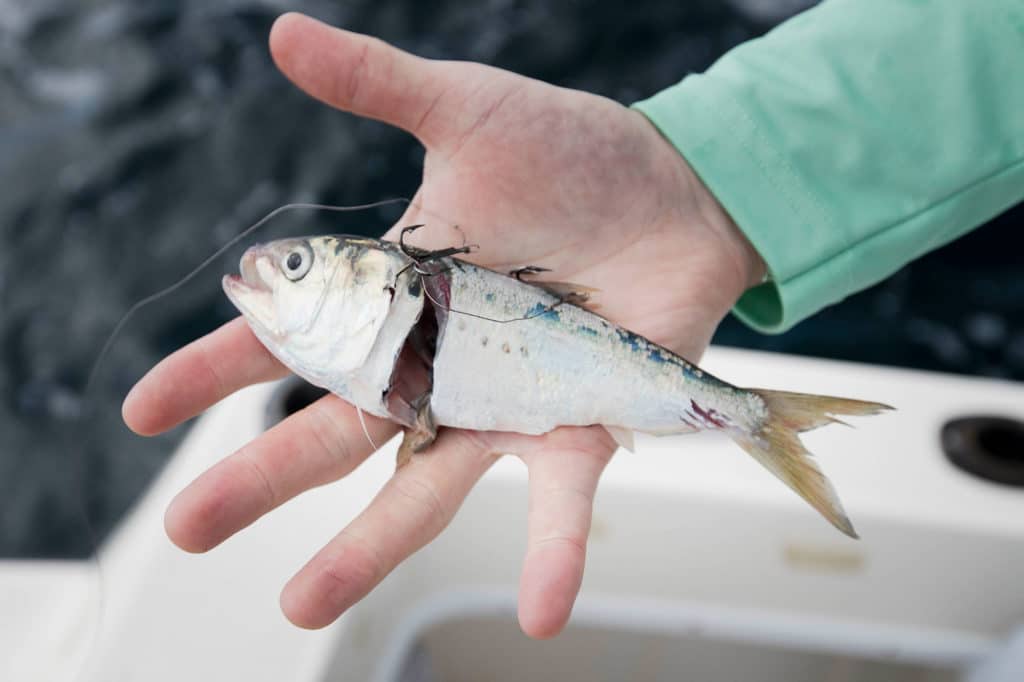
269 13 453 146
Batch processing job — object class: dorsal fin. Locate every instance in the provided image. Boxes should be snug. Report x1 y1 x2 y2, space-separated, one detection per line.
509 264 600 309
534 281 601 309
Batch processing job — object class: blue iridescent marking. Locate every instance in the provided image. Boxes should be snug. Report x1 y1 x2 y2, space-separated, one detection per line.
647 348 668 364
615 328 644 353
611 326 709 382
526 302 561 321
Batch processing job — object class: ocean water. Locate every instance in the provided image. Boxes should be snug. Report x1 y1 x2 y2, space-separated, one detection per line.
1 0 1020 558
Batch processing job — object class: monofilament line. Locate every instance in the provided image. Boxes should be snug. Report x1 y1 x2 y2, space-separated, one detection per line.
355 406 379 451
418 274 565 324
85 198 410 395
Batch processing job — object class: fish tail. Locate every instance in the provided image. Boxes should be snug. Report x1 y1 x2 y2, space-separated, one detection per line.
729 389 894 539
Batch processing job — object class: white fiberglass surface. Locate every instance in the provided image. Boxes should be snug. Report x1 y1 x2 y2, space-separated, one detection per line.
40 348 1024 682
381 591 965 682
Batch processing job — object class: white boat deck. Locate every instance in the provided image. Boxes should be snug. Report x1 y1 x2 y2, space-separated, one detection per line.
4 347 1023 681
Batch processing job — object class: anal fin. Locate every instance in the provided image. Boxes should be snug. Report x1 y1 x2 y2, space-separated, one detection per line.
604 426 635 453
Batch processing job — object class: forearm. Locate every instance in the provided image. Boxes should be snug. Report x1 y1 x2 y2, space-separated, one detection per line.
635 0 1024 332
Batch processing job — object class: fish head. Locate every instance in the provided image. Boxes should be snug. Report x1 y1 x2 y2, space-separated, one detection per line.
223 235 420 387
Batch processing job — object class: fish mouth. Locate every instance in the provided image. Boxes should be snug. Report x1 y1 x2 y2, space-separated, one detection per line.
223 247 277 333
230 246 272 291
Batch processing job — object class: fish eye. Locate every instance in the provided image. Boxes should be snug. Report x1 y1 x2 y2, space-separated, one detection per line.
281 241 314 281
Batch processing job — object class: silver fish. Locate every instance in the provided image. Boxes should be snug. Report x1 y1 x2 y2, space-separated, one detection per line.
223 234 891 537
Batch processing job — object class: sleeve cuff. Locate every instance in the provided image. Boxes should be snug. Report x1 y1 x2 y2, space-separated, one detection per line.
633 75 850 334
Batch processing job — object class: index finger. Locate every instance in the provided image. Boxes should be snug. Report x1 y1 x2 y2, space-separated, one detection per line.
122 316 287 435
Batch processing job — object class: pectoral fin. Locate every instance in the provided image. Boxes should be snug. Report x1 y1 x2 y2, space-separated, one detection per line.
396 392 437 470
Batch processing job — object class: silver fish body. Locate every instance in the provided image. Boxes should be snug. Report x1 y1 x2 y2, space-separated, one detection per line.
224 234 891 537
428 260 765 437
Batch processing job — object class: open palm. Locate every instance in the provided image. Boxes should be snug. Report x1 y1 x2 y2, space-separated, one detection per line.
123 13 762 638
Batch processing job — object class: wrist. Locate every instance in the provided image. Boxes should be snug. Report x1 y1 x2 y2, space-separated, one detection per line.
689 165 768 292
632 108 767 303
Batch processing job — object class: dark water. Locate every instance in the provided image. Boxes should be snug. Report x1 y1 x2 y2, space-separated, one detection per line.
1 0 1020 558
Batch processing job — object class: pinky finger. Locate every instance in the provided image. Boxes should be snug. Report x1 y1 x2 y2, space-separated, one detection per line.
518 431 615 639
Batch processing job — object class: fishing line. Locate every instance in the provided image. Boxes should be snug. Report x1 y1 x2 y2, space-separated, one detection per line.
418 278 567 325
355 406 379 452
85 198 412 393
75 196 410 679
76 196 559 676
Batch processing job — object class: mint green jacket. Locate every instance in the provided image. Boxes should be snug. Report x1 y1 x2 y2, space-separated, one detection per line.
634 0 1024 333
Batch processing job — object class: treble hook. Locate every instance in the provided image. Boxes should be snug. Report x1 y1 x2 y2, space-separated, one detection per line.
395 223 479 279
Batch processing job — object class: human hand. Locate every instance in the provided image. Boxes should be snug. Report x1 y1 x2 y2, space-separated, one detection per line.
122 12 764 638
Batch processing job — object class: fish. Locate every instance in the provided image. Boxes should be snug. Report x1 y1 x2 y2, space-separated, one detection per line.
223 232 892 538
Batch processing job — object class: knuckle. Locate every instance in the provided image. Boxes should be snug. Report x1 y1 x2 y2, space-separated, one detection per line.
342 40 374 108
194 338 229 399
543 483 594 509
532 533 587 557
531 485 594 552
454 430 501 468
319 533 386 594
391 475 450 535
305 398 354 471
239 451 278 512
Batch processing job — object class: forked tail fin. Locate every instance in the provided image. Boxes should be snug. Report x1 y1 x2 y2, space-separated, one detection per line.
730 389 894 539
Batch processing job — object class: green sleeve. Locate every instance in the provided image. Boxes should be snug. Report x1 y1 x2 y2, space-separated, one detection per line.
634 0 1024 333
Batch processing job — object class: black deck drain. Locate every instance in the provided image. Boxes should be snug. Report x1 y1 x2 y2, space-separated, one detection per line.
942 416 1024 487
